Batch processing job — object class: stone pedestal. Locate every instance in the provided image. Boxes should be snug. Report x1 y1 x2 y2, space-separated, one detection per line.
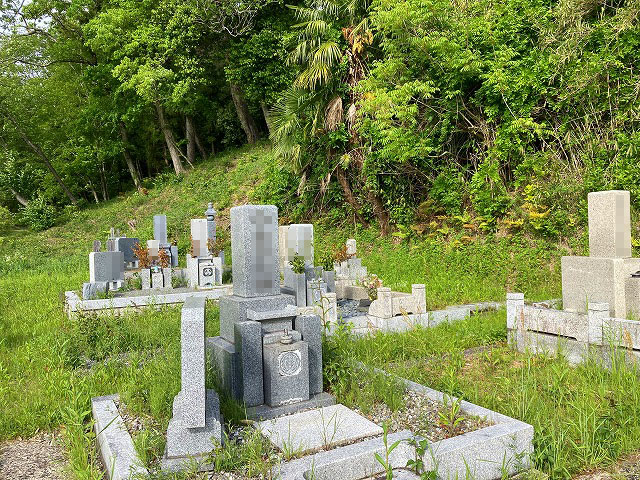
625 276 640 319
561 256 640 317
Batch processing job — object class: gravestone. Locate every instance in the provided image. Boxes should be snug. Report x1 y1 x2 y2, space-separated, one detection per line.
114 237 140 268
187 205 223 288
209 205 332 415
346 239 357 256
231 205 280 298
191 219 209 258
286 224 314 267
154 215 168 245
588 190 631 258
89 251 124 284
562 190 640 316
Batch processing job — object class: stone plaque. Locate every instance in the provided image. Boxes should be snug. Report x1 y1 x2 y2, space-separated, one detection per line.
278 350 302 377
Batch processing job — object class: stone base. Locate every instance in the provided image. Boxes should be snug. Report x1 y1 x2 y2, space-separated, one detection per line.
561 256 640 317
163 389 223 462
219 293 295 341
256 404 383 456
247 392 335 421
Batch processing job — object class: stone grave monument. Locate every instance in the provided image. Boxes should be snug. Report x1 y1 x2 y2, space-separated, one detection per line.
186 203 224 288
153 214 179 267
562 190 640 317
82 241 125 299
208 205 333 419
335 238 369 299
163 297 222 470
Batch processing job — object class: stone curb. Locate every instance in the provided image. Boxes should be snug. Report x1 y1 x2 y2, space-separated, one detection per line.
91 394 148 480
270 367 533 480
65 286 232 316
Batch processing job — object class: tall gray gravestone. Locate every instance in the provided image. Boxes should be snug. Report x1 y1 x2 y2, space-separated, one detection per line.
210 205 332 417
154 215 168 245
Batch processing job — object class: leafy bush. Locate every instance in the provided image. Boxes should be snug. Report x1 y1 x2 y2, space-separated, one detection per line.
21 197 57 231
0 206 14 233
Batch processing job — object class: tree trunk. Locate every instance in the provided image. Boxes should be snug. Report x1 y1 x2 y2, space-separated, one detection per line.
84 176 99 203
194 128 208 159
230 83 260 144
3 110 78 205
9 187 29 207
336 165 368 226
155 102 186 174
99 164 109 201
261 101 272 135
367 189 391 236
119 121 143 191
185 115 196 166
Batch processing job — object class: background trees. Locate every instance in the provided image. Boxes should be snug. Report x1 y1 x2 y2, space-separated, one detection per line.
0 0 638 236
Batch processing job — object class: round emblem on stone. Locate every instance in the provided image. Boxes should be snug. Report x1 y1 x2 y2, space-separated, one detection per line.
202 267 214 277
278 350 302 377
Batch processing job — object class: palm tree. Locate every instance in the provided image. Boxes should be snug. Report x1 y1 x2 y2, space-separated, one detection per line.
271 0 391 233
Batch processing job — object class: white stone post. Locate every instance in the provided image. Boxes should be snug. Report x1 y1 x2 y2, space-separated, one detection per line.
412 284 427 313
506 292 525 347
587 302 609 346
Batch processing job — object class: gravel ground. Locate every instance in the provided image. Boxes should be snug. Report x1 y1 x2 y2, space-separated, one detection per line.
0 432 66 480
338 299 366 319
355 390 490 442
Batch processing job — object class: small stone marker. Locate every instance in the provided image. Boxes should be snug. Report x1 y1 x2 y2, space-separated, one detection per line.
230 205 280 297
93 240 101 252
153 215 168 244
346 239 357 256
588 190 631 258
256 404 383 455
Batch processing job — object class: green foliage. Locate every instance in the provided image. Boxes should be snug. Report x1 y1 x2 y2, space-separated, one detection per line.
289 254 306 274
21 196 57 231
0 206 14 233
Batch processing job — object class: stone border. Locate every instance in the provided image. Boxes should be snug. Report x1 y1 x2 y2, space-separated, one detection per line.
271 371 533 480
507 293 640 365
91 394 148 480
65 285 232 317
332 301 502 336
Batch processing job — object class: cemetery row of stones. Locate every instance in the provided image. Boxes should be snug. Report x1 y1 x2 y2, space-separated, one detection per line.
89 204 533 480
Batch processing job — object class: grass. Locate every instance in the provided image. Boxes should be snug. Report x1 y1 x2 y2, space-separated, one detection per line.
0 142 634 479
326 310 640 479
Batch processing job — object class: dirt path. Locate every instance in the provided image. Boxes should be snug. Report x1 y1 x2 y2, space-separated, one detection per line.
0 432 66 480
574 452 640 480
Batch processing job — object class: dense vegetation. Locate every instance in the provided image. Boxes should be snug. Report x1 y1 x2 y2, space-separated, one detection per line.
1 0 638 239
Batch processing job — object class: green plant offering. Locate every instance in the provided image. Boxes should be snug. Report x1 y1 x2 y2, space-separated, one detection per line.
289 254 306 274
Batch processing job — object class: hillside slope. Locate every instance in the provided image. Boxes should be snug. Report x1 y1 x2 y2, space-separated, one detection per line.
0 142 565 445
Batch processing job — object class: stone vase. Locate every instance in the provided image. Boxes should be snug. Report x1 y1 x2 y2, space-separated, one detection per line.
292 272 307 307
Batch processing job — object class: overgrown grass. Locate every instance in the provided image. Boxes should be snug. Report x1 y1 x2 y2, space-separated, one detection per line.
327 310 640 479
1 142 628 480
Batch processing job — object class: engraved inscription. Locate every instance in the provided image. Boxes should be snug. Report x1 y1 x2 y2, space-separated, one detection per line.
278 350 302 376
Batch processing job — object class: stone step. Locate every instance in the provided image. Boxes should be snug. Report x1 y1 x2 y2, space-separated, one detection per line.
256 403 383 456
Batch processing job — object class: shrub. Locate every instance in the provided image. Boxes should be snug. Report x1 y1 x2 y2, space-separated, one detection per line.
21 197 57 231
0 206 14 232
